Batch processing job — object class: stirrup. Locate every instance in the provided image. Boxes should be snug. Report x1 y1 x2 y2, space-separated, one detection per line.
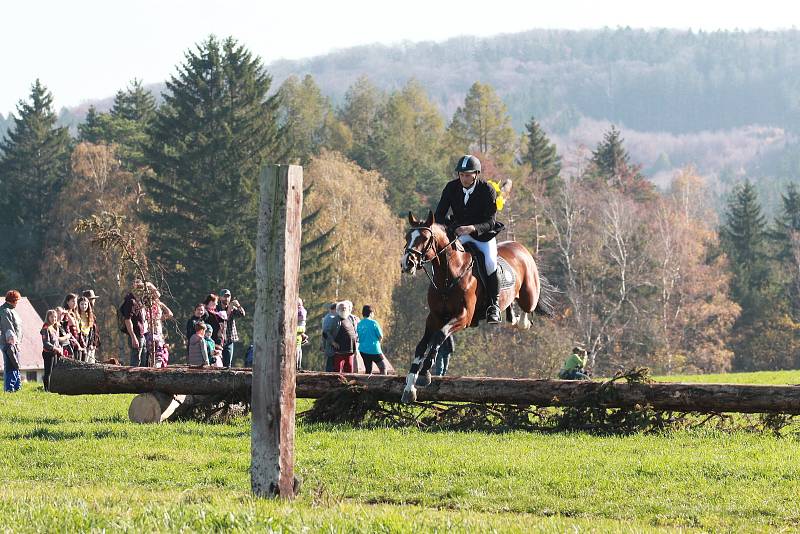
487 304 502 324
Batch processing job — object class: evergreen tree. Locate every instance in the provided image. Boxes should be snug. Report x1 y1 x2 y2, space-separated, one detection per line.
277 75 350 164
721 180 770 300
770 182 800 315
589 125 654 200
0 79 71 290
521 116 562 196
110 79 156 123
78 106 105 143
447 82 516 167
370 80 446 215
338 76 386 169
145 35 282 314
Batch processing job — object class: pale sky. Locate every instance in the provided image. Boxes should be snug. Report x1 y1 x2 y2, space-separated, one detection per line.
1 0 797 115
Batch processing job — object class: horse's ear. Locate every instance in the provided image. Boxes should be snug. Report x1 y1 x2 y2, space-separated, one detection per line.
408 211 418 226
424 210 434 227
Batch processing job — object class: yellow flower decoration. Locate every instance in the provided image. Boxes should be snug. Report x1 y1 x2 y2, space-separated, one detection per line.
487 179 505 211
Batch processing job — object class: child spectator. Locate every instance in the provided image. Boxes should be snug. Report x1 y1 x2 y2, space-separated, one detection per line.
76 296 98 364
187 323 209 367
40 309 63 392
204 323 223 367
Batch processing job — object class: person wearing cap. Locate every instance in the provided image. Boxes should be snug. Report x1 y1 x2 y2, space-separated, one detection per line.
558 346 590 380
1 290 24 392
356 305 387 375
218 289 245 368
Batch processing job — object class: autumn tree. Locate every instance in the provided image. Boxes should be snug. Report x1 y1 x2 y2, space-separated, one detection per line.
0 79 71 291
37 143 148 357
301 151 402 369
337 76 386 169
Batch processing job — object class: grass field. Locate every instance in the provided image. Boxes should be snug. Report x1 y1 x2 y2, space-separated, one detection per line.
2 370 800 532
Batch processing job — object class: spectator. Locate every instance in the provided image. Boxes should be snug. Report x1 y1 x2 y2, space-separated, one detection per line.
185 303 206 354
204 323 222 367
296 298 308 370
434 335 455 376
245 343 254 367
203 294 227 349
558 346 590 380
144 282 173 368
61 293 82 360
81 290 101 360
121 279 147 366
40 309 63 392
357 305 387 375
330 301 358 373
1 290 23 392
76 296 98 364
320 302 337 371
56 308 74 359
187 322 210 367
218 289 245 368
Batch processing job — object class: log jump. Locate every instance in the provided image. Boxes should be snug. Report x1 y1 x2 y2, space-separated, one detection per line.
50 359 800 414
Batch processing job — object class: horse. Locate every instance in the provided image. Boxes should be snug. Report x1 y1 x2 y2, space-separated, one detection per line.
399 210 555 403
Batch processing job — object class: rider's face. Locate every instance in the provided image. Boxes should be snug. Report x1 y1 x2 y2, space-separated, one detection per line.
458 171 478 188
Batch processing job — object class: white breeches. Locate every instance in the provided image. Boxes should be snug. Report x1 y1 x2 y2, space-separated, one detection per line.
458 235 498 274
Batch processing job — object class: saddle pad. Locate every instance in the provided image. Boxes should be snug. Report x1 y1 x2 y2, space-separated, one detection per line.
497 256 516 291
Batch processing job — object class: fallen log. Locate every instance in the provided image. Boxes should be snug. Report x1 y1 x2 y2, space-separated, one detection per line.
50 359 800 414
129 392 186 423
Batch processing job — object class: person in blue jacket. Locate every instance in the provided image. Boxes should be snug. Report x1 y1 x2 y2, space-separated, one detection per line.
356 305 388 374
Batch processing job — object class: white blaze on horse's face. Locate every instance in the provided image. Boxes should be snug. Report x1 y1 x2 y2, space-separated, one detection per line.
401 229 422 275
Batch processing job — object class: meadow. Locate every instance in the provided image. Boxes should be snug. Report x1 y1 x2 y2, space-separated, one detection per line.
1 370 800 532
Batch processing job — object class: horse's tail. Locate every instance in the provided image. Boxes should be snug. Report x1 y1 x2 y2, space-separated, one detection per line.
534 274 558 317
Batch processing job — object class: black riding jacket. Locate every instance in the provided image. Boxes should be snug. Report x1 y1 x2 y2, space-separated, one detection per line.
434 178 499 242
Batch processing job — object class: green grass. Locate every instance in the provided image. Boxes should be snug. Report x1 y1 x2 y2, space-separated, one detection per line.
2 380 800 532
654 369 800 385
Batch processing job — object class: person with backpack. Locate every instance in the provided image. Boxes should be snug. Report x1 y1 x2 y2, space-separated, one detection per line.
328 300 358 373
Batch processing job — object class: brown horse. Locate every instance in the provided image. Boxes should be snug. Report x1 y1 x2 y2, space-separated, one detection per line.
399 211 554 403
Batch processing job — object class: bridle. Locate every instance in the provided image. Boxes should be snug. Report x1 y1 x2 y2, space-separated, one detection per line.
405 226 473 292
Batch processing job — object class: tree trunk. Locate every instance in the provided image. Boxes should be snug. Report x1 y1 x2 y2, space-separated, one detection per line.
128 392 186 423
50 359 800 414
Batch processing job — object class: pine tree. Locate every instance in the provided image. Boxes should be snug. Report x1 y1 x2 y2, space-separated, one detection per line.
522 116 562 196
589 125 654 200
110 79 156 123
145 35 282 313
447 82 516 167
721 180 770 307
78 106 104 143
770 182 800 315
0 79 71 289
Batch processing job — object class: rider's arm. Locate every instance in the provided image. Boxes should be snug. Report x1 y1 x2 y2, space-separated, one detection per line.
433 183 453 225
471 183 497 236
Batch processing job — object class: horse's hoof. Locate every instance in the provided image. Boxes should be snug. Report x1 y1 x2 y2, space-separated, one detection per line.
401 387 417 404
416 371 432 387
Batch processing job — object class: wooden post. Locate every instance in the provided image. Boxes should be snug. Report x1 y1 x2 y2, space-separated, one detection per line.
251 164 302 498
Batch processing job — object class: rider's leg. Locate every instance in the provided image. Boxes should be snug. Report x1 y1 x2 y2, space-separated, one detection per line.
483 239 501 323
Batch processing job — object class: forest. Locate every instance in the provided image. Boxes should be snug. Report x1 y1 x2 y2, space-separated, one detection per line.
1 34 799 377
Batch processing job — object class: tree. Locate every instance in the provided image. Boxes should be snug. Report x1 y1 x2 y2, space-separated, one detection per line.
37 143 147 357
589 125 654 201
110 79 156 123
337 76 386 169
521 116 562 197
447 82 516 167
0 79 71 290
370 80 447 214
78 106 105 143
278 75 351 164
301 151 402 369
145 35 282 320
771 182 800 316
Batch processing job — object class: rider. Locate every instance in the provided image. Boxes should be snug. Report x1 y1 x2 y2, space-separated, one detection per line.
434 154 504 324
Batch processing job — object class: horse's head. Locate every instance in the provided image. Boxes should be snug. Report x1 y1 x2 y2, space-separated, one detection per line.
401 210 441 275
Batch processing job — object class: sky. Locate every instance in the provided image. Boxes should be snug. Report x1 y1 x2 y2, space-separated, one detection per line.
1 0 796 115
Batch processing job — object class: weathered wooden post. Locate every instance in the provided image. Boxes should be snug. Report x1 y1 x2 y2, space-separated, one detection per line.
251 164 302 498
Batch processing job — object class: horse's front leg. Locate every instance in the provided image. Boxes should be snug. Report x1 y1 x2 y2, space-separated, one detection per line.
401 330 434 404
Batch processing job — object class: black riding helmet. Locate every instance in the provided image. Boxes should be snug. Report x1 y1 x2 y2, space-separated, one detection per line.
455 154 481 174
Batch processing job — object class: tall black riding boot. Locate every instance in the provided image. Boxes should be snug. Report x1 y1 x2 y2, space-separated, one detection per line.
486 270 502 324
